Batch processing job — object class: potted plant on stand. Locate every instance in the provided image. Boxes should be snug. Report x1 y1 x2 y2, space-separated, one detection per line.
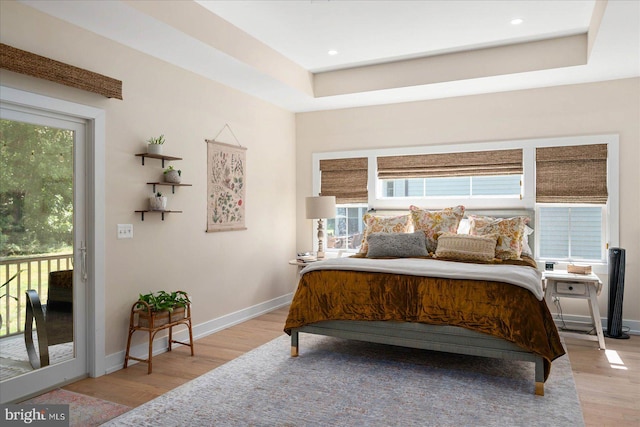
135 290 191 328
146 134 165 155
149 192 167 211
163 166 182 184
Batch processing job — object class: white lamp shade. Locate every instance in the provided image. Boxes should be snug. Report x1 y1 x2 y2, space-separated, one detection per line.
305 196 336 219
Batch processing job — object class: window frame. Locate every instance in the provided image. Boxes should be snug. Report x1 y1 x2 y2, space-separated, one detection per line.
311 134 619 270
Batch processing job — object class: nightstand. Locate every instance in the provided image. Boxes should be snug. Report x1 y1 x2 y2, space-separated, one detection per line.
543 270 605 350
289 259 316 273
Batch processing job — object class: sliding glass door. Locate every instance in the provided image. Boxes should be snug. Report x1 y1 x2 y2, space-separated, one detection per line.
0 105 88 402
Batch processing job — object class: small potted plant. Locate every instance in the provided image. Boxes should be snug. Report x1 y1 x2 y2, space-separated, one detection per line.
163 165 182 184
149 192 167 211
146 134 165 155
135 290 191 328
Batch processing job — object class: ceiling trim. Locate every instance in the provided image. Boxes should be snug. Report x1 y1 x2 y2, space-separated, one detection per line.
313 34 588 97
587 0 607 57
122 0 313 97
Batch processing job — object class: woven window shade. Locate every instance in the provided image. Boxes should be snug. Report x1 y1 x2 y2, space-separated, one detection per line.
377 149 523 179
536 144 608 204
320 157 368 204
0 43 122 99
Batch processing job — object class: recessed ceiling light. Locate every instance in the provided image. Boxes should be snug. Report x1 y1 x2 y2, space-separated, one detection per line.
511 18 524 25
327 50 338 56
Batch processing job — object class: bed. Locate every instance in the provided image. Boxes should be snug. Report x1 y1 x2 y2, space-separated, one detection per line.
284 209 565 396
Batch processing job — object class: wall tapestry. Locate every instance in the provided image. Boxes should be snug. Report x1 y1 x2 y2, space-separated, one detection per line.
205 139 247 232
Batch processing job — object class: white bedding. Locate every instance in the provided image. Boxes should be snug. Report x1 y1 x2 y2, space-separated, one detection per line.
300 257 544 300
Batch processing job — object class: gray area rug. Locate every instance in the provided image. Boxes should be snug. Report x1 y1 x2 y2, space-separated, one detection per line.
104 334 583 427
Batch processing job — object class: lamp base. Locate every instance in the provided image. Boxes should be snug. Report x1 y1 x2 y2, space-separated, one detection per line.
316 251 325 259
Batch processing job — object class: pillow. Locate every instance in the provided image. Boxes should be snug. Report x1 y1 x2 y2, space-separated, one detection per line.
366 231 429 258
457 218 470 234
410 205 465 253
469 215 528 260
359 213 413 254
435 232 498 262
521 225 534 257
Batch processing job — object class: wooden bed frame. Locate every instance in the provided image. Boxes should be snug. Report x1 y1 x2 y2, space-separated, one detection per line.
289 209 547 396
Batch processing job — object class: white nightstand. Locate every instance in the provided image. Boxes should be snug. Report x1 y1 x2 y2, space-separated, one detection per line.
543 270 605 350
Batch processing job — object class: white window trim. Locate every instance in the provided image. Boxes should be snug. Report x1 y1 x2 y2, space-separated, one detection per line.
311 134 619 267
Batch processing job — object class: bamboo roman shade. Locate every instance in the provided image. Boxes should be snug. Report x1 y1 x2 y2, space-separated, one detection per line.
319 157 368 204
0 43 123 99
536 144 608 204
377 149 523 179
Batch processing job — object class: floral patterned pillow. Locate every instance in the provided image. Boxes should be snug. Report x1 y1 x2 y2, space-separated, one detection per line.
469 215 529 260
359 213 413 254
409 205 465 253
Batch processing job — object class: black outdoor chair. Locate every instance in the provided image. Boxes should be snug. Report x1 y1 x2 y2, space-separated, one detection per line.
24 269 74 368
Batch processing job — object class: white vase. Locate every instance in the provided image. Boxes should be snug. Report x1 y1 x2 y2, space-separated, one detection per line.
164 170 182 184
147 144 163 155
149 196 167 211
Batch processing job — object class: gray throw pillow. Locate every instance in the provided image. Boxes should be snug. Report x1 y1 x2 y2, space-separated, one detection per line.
366 231 428 258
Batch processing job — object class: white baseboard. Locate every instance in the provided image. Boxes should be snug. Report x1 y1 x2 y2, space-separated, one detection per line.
104 292 293 374
104 293 637 374
550 313 639 336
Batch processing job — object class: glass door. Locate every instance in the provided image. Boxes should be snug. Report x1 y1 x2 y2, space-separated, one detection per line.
0 105 87 403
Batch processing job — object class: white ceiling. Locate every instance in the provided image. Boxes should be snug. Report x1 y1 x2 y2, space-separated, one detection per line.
198 0 597 72
19 0 640 113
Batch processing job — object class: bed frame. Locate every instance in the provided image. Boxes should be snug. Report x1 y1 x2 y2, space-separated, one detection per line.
290 209 547 396
290 321 545 396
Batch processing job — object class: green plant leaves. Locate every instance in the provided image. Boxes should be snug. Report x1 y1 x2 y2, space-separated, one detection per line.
135 290 190 312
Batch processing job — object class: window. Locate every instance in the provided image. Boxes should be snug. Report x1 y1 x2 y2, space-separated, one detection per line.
537 206 605 262
312 135 618 262
381 175 521 198
326 206 367 251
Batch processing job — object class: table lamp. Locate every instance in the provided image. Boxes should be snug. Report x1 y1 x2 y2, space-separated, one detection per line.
305 196 336 259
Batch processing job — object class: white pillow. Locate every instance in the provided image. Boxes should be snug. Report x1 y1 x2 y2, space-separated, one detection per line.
457 218 470 234
521 225 534 257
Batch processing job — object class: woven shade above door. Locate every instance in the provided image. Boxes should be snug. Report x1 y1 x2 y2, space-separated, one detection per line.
536 144 608 204
377 149 523 179
320 157 368 204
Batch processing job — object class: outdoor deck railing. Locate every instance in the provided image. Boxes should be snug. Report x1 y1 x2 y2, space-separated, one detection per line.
0 253 73 337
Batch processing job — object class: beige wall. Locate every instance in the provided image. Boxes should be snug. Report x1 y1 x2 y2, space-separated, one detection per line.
1 2 297 358
296 78 640 324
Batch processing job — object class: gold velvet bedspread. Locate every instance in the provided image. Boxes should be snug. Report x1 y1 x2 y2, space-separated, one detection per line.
284 267 565 380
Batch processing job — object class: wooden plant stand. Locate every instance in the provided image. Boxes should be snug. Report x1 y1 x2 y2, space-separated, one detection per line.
123 299 194 374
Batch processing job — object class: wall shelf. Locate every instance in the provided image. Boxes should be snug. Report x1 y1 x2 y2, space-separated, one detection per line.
135 153 182 167
146 182 192 194
134 210 183 221
135 152 190 220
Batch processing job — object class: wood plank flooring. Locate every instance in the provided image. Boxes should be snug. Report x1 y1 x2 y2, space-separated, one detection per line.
63 306 640 426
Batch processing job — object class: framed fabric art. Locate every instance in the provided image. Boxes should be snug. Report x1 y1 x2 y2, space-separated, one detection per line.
205 139 247 232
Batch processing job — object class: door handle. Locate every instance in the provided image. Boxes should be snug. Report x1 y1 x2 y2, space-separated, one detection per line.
80 241 88 281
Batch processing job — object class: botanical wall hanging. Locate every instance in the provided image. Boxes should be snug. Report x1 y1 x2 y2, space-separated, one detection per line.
205 127 246 232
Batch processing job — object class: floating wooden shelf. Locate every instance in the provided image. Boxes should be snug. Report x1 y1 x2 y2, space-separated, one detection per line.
134 210 183 221
135 153 182 167
146 182 192 193
135 153 190 220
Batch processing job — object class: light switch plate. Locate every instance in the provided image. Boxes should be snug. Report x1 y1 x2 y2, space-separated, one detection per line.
117 224 133 239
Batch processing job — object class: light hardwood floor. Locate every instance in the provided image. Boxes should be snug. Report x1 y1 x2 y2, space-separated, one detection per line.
63 306 639 426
